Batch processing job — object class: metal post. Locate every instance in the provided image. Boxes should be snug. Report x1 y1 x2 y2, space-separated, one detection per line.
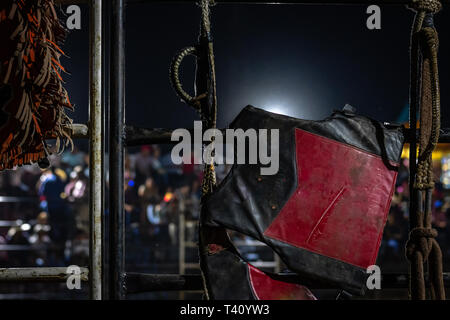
109 0 126 300
179 212 186 300
89 0 103 300
101 0 109 300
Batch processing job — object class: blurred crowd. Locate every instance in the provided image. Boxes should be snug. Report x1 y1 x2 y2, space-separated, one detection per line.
0 145 231 273
378 158 450 270
0 146 449 274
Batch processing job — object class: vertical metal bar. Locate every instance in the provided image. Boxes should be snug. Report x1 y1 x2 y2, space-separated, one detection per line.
179 212 185 276
408 18 420 299
101 0 109 299
109 0 126 300
409 110 417 229
89 0 103 300
274 254 281 273
179 213 185 300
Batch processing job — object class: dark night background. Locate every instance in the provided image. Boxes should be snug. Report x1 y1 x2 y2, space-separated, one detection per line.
60 3 450 142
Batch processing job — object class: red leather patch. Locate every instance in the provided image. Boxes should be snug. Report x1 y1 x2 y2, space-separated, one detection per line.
264 128 398 268
248 264 317 300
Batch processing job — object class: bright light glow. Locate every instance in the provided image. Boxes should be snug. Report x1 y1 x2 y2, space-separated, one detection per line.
265 105 289 116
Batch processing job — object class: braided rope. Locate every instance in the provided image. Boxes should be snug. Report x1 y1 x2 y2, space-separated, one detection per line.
169 46 208 112
414 28 440 190
196 0 219 301
406 0 445 300
198 0 218 196
408 0 442 13
199 0 212 36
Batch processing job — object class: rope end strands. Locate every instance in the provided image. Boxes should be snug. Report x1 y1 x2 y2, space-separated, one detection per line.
0 0 73 171
406 0 445 300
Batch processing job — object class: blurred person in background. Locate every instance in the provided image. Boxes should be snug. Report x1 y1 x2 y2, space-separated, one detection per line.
138 177 161 236
380 192 409 266
29 222 51 267
133 145 154 187
65 165 89 233
37 166 74 266
434 196 449 258
5 225 31 266
150 146 169 191
70 228 90 267
61 147 86 173
0 235 8 266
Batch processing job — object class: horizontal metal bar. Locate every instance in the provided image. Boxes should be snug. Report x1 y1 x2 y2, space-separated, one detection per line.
52 124 450 145
124 272 450 293
184 241 197 248
55 0 450 5
71 123 89 139
125 126 450 145
0 196 38 203
183 263 200 269
0 267 89 282
125 127 175 146
43 124 89 140
0 245 46 251
0 221 21 227
125 273 203 293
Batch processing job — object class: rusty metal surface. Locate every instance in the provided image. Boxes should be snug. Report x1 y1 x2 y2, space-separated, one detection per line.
43 123 88 140
0 267 89 282
88 0 104 300
71 124 89 139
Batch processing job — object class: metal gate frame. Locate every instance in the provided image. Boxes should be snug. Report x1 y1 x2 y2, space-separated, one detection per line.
0 0 449 300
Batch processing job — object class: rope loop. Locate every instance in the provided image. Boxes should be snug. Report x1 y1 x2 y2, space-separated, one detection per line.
408 0 442 13
169 46 209 113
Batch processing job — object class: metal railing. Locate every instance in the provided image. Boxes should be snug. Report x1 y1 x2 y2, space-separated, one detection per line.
0 0 104 300
56 0 450 5
0 0 448 300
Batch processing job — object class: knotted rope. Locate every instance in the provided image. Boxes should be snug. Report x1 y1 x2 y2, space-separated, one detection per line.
406 0 445 300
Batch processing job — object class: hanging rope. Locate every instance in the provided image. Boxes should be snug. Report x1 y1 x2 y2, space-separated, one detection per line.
169 0 218 300
197 0 218 195
170 0 217 194
406 0 445 300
